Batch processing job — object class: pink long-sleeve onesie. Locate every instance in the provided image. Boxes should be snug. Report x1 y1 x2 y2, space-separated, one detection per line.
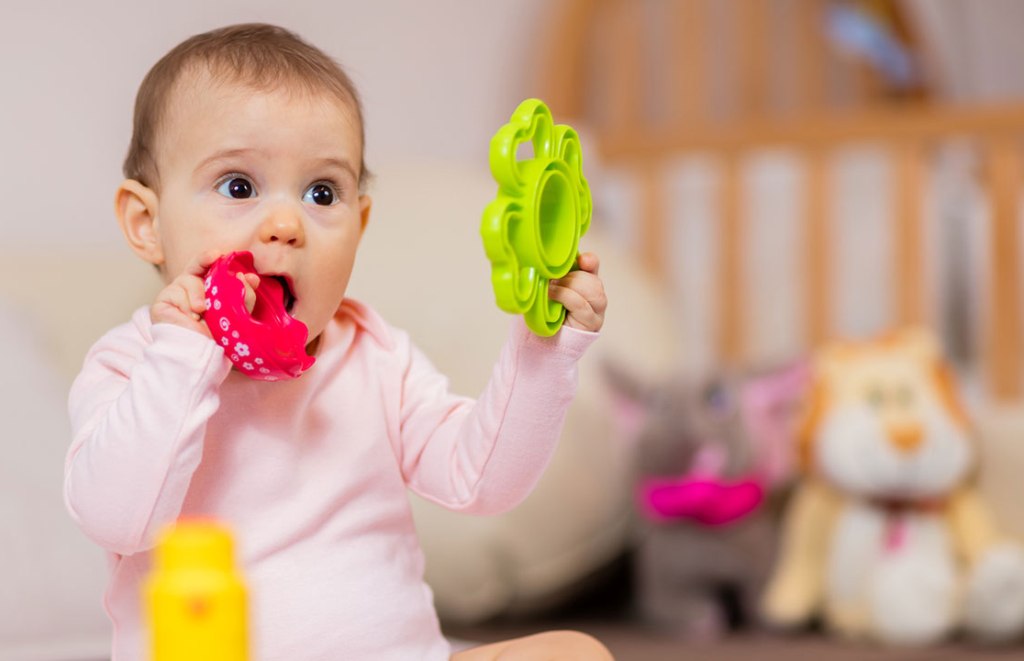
65 299 596 660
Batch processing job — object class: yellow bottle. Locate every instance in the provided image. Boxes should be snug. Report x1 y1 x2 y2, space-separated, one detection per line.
145 519 248 661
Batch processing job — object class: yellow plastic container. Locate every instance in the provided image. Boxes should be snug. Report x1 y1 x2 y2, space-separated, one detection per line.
145 519 248 661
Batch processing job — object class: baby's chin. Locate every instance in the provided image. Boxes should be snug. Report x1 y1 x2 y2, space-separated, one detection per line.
297 312 331 357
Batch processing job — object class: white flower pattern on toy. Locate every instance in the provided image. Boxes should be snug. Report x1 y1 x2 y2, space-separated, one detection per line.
203 253 314 381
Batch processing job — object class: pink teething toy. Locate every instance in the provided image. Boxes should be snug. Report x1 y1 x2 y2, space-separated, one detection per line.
203 251 315 381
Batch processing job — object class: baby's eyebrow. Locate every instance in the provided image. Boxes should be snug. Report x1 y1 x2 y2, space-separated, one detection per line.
195 147 257 173
311 156 358 181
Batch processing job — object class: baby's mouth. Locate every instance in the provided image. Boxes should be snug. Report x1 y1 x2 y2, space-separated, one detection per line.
266 275 297 315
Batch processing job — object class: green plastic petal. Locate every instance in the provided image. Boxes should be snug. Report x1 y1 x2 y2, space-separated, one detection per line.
481 99 593 337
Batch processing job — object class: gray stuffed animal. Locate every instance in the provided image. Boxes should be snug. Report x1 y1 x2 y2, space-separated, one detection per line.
606 362 807 637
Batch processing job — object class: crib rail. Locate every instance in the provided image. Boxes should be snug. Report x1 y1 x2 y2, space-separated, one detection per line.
538 0 1024 400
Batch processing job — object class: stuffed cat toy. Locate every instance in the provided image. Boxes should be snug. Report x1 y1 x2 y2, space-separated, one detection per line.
607 360 808 637
761 328 1024 645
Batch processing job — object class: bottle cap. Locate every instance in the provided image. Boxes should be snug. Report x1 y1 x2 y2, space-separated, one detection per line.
155 519 235 573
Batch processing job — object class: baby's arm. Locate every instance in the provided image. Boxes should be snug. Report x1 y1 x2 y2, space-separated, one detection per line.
395 255 605 513
65 257 234 555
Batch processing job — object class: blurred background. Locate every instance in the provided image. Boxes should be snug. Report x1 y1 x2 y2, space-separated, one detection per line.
5 0 1024 659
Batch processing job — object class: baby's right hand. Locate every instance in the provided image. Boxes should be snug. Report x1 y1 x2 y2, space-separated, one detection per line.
150 251 221 337
150 251 261 337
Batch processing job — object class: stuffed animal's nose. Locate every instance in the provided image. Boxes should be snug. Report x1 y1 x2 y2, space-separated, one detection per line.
887 423 923 454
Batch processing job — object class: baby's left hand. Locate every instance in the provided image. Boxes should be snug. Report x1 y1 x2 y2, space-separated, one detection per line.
548 252 607 333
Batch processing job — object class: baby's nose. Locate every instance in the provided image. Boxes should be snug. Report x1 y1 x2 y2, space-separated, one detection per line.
258 205 305 247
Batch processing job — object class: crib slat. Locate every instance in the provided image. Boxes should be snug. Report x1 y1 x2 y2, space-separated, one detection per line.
795 0 827 113
539 0 596 119
804 148 831 347
853 58 885 110
670 0 707 125
720 153 744 363
894 142 926 326
736 0 768 118
985 138 1022 401
604 0 645 131
638 163 667 279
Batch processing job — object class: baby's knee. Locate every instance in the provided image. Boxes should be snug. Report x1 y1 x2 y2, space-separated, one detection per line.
528 630 613 660
452 629 613 660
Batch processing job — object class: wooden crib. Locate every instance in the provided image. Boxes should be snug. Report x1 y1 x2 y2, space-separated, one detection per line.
534 0 1024 402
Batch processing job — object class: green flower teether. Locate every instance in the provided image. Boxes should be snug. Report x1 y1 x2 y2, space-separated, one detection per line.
481 98 592 337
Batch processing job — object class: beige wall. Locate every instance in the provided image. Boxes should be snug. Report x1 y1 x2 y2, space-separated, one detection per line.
0 0 548 249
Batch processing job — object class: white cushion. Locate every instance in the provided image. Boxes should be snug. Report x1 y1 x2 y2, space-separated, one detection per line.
0 300 110 659
351 163 680 622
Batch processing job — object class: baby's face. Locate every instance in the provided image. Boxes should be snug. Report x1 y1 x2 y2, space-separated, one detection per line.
151 73 370 345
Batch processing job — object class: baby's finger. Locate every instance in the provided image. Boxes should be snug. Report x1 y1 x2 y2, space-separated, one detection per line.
576 252 600 276
549 281 603 332
161 284 199 320
180 276 209 315
184 250 223 277
237 273 258 313
551 271 608 316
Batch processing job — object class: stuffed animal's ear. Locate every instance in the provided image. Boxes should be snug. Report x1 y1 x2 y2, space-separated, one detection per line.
741 358 813 485
894 326 941 363
743 359 811 410
601 360 657 445
816 339 857 384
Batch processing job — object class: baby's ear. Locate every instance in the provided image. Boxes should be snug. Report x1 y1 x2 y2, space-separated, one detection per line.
115 179 163 266
358 194 372 234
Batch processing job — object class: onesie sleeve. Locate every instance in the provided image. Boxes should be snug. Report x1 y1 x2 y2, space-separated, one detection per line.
64 315 231 555
395 317 597 515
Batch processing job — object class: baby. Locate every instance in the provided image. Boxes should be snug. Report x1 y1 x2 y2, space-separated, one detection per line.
65 23 610 661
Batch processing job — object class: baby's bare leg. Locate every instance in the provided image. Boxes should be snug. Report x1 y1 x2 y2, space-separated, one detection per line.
451 630 613 660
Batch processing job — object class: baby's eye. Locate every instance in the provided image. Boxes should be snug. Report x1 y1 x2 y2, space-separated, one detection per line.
216 176 256 199
303 182 339 206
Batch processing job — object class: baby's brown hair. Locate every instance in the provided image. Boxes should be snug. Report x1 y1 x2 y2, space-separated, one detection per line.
123 23 368 191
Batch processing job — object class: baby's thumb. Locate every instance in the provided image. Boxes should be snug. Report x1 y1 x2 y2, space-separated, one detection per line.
236 272 259 312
